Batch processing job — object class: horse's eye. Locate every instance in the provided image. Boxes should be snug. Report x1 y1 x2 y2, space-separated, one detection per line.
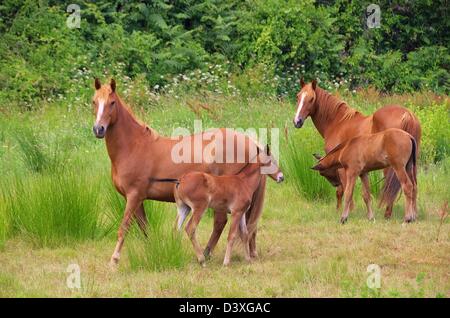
92 100 95 105
110 101 116 106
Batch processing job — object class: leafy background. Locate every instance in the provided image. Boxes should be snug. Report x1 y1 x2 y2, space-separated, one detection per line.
0 0 448 110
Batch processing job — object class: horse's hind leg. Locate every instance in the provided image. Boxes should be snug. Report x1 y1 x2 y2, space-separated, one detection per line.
406 164 418 221
238 213 251 262
393 166 415 223
247 176 266 259
360 173 374 221
204 209 227 259
185 204 208 266
336 185 344 211
383 168 394 219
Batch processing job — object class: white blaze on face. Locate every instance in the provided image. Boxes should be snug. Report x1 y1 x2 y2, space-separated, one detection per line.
95 99 105 125
295 92 307 122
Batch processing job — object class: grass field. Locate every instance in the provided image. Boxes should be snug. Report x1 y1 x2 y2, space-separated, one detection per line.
0 90 449 297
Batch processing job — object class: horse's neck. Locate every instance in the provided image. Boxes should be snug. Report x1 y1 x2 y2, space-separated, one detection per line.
105 104 147 164
239 164 262 192
311 88 363 139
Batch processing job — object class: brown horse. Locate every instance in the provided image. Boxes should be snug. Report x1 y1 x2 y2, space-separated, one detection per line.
293 79 421 218
168 145 283 266
312 128 417 223
92 78 267 266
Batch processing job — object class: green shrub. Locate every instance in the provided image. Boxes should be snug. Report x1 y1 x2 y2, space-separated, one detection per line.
412 102 450 164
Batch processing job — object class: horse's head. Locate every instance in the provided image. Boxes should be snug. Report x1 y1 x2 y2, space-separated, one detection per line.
293 78 317 128
92 78 119 138
258 144 284 183
311 153 340 187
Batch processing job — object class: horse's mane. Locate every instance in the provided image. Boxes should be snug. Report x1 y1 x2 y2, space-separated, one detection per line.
116 94 160 138
314 87 359 124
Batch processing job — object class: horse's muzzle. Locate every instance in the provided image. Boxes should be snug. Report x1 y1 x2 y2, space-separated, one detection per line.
293 117 304 128
93 124 106 138
276 172 284 183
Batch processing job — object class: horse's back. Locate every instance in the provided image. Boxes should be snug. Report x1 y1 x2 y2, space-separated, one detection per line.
372 105 421 142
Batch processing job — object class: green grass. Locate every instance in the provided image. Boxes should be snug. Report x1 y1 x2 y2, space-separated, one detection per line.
283 126 334 201
1 172 107 248
0 91 448 297
127 201 191 272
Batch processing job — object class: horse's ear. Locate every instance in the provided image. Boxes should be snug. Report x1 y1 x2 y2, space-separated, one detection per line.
313 153 322 160
300 78 305 88
110 79 116 92
312 79 317 90
265 144 270 155
94 78 101 90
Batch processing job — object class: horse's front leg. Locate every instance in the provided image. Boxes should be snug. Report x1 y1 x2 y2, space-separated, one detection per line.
360 173 374 221
340 170 357 224
110 191 143 267
135 203 148 236
337 168 353 211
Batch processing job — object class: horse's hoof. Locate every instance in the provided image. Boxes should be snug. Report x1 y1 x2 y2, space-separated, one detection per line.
198 255 206 267
340 217 348 224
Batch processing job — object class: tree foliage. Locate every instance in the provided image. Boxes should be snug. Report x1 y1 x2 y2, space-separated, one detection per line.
0 0 448 108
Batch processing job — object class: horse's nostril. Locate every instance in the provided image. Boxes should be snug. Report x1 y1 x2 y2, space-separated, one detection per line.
99 126 105 134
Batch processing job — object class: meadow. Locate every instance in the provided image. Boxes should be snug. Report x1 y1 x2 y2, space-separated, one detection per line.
0 86 448 297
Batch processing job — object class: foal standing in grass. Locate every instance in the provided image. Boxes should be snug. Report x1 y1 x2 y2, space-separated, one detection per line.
312 128 417 224
172 146 283 266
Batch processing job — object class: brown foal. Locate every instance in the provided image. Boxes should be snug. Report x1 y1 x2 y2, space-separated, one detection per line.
312 128 417 224
172 146 283 266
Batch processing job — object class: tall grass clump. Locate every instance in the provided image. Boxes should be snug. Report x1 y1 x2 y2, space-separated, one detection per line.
14 128 48 173
3 172 105 248
127 201 190 272
282 127 334 201
0 192 9 249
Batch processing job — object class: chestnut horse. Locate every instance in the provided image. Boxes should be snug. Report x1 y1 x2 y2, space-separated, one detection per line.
293 79 421 218
312 128 417 223
92 78 266 266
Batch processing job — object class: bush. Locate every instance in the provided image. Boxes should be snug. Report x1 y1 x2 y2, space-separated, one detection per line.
412 102 450 164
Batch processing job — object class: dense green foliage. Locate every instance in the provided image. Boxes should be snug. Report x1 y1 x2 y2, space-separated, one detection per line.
0 0 448 110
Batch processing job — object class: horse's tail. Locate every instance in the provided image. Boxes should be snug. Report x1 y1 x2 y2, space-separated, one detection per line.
407 136 417 184
380 110 421 208
245 175 266 244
